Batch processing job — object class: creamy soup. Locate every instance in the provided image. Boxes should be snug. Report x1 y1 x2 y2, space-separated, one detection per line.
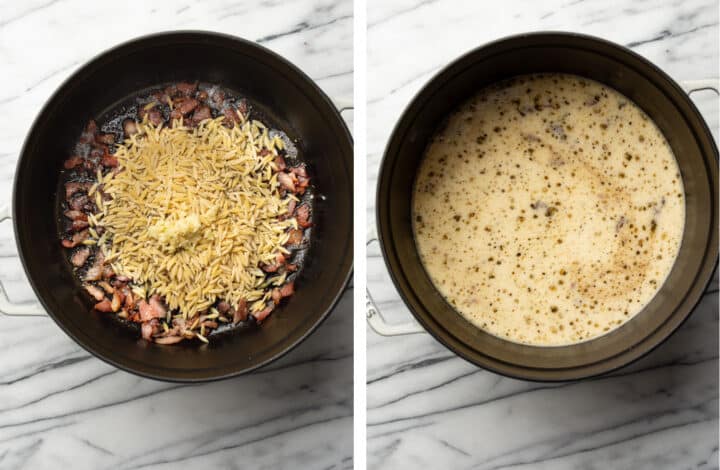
412 74 684 346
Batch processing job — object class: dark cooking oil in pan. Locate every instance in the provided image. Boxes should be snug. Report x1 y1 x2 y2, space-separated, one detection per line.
55 83 314 342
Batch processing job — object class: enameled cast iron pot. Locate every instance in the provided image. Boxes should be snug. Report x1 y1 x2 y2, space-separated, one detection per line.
0 32 353 382
369 32 718 381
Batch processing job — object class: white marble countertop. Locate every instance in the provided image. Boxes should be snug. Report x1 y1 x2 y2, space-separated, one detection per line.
0 1 353 469
367 0 718 468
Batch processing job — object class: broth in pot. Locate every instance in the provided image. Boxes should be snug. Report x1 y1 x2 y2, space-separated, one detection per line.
412 74 684 346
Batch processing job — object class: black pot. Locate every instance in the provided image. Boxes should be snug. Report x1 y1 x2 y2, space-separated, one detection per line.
3 32 353 382
373 32 718 381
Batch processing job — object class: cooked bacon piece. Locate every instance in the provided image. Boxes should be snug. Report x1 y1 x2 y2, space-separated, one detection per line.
280 198 297 221
286 263 298 272
97 281 114 294
278 172 296 192
209 88 225 106
286 228 303 246
141 319 160 340
295 178 311 195
237 99 248 117
158 323 181 339
148 109 163 126
123 288 135 310
64 210 87 222
271 288 282 305
94 298 113 312
84 262 103 282
254 303 274 323
197 90 208 101
261 253 286 273
291 166 310 194
69 195 91 211
123 286 135 304
64 156 83 169
148 109 164 127
61 229 89 248
101 154 118 167
176 82 198 96
172 316 186 329
287 199 297 216
175 98 199 116
71 247 91 267
277 167 310 195
149 295 167 315
102 264 115 279
291 165 308 178
89 145 106 159
164 84 178 97
192 105 212 124
138 301 156 322
84 250 105 281
123 119 138 136
271 282 294 304
71 219 89 232
233 300 248 323
295 203 312 228
139 106 164 126
111 291 123 312
138 295 167 322
65 181 91 200
85 284 105 301
216 301 231 314
280 281 294 298
154 335 183 345
223 107 241 127
95 133 115 145
261 262 280 273
83 159 98 171
274 155 286 171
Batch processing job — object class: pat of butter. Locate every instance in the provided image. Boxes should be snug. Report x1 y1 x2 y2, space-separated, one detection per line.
148 213 202 252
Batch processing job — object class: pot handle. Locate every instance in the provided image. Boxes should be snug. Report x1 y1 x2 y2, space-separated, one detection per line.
0 205 47 317
333 97 354 114
680 79 719 95
366 225 425 336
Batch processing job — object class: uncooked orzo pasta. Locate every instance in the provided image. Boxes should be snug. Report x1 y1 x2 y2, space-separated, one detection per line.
59 83 312 345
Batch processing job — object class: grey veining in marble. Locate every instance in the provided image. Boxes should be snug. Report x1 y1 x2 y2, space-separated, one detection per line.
0 1 352 469
367 0 718 468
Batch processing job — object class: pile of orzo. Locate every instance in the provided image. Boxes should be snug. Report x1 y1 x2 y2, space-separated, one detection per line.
59 83 311 345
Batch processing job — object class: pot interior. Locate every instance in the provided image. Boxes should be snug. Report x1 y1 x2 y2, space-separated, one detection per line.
377 33 718 380
14 32 353 381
